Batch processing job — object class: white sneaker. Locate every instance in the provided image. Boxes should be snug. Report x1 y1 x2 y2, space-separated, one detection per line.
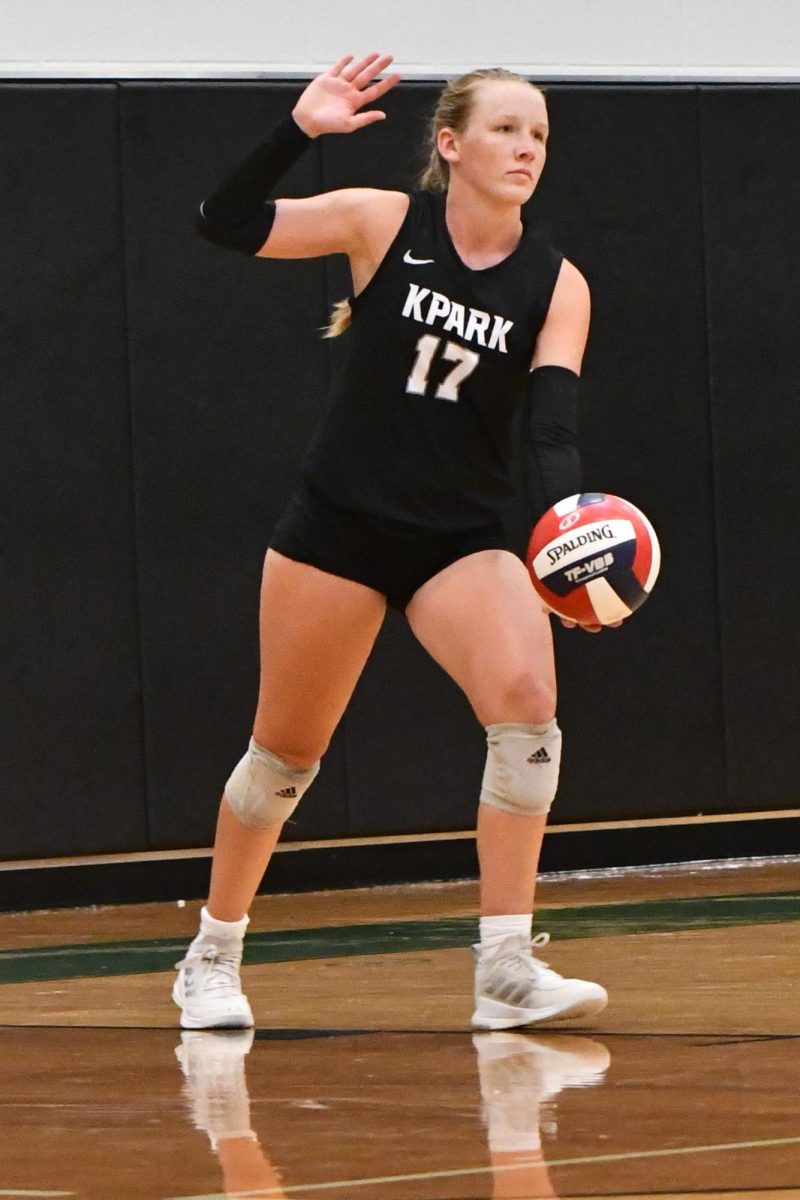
472 933 607 1031
175 1029 256 1148
173 941 255 1030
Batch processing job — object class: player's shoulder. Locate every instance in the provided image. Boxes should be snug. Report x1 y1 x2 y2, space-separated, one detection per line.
556 258 589 294
550 257 591 311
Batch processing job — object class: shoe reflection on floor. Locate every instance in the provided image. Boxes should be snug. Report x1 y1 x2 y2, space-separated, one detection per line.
473 1031 611 1198
175 1029 285 1197
175 1028 611 1199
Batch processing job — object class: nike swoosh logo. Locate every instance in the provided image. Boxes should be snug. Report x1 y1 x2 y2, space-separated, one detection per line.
403 250 435 265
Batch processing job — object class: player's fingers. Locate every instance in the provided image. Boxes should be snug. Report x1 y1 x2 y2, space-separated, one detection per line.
350 109 388 129
352 53 393 87
358 71 402 106
329 55 354 78
343 51 381 82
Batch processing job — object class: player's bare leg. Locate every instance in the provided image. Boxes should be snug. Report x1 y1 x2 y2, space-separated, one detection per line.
207 551 386 922
407 549 555 914
407 549 607 1028
174 550 386 1027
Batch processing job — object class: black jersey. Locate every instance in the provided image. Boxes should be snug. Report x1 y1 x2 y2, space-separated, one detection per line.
302 190 563 530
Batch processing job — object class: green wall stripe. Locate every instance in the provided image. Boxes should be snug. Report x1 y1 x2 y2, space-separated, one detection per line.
0 891 797 986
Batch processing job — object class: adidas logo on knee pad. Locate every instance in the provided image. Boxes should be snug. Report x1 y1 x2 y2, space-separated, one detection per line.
481 723 562 817
225 739 320 828
527 747 551 764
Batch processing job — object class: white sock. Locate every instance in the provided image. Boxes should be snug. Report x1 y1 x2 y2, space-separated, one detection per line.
197 905 249 945
479 913 532 952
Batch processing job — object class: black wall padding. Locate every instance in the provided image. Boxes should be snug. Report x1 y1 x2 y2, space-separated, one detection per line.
700 87 800 812
117 83 350 846
0 86 148 857
535 86 727 819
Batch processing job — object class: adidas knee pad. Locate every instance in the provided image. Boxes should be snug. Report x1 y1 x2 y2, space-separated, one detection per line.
480 721 562 816
225 737 319 829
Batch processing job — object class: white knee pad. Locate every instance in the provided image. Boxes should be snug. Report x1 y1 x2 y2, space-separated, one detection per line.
480 721 562 817
225 737 320 829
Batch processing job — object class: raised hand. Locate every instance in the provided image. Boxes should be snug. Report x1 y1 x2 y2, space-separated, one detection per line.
292 53 402 138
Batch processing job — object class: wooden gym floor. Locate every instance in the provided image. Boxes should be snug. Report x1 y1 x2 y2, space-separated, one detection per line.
0 854 798 1199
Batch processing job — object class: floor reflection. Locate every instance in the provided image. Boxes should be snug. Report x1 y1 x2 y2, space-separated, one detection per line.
474 1032 610 1199
175 1028 611 1199
2 1025 799 1198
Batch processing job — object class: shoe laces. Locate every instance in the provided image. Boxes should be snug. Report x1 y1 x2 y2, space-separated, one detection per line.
488 931 562 984
176 943 243 995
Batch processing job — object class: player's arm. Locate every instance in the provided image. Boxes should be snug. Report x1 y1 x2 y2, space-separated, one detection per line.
525 259 590 513
526 260 610 632
532 258 591 374
196 53 400 258
262 187 408 263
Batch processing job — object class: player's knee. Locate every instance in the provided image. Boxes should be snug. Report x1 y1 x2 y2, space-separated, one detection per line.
479 720 562 816
225 737 320 829
493 669 556 726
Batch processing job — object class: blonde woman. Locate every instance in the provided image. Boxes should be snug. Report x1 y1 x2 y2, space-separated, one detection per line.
174 53 608 1032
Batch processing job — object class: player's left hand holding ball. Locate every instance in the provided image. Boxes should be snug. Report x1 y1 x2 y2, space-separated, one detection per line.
527 492 661 634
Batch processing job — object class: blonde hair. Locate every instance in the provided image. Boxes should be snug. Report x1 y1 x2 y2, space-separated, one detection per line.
325 68 541 337
322 297 352 339
420 67 540 192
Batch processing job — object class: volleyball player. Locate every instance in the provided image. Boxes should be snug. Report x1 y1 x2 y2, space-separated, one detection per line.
173 53 609 1031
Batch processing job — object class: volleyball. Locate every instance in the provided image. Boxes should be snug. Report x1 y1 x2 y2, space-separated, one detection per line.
527 493 660 625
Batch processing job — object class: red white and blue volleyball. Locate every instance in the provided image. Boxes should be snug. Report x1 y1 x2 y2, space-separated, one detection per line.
527 493 660 625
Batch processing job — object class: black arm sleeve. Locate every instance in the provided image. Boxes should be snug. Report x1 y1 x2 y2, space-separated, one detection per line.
524 364 582 515
196 114 312 254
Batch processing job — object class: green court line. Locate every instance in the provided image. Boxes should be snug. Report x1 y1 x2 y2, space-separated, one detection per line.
0 891 798 987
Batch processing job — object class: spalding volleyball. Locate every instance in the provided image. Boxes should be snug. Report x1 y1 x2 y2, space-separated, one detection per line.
527 493 660 625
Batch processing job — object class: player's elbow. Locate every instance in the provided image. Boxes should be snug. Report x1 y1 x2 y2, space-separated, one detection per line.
195 201 276 255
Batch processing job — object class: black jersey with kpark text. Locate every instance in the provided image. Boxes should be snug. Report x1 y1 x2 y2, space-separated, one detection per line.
302 190 563 529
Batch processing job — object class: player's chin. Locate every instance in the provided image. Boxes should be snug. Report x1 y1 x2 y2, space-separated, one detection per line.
504 172 536 196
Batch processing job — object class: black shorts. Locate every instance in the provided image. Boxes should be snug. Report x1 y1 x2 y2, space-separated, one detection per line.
269 480 512 611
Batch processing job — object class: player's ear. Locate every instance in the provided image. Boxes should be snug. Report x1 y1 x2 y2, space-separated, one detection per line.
437 126 459 165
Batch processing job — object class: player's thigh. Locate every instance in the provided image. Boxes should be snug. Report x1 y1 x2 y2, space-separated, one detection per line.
253 549 387 763
405 549 556 726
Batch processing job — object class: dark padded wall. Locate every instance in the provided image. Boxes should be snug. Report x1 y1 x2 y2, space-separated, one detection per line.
700 87 800 812
118 84 349 846
537 87 726 819
2 80 798 864
0 86 148 858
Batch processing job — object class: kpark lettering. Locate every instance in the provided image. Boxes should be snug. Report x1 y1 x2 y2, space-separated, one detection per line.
401 283 514 353
546 524 616 566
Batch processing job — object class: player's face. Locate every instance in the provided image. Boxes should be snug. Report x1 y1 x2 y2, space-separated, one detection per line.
445 81 549 203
